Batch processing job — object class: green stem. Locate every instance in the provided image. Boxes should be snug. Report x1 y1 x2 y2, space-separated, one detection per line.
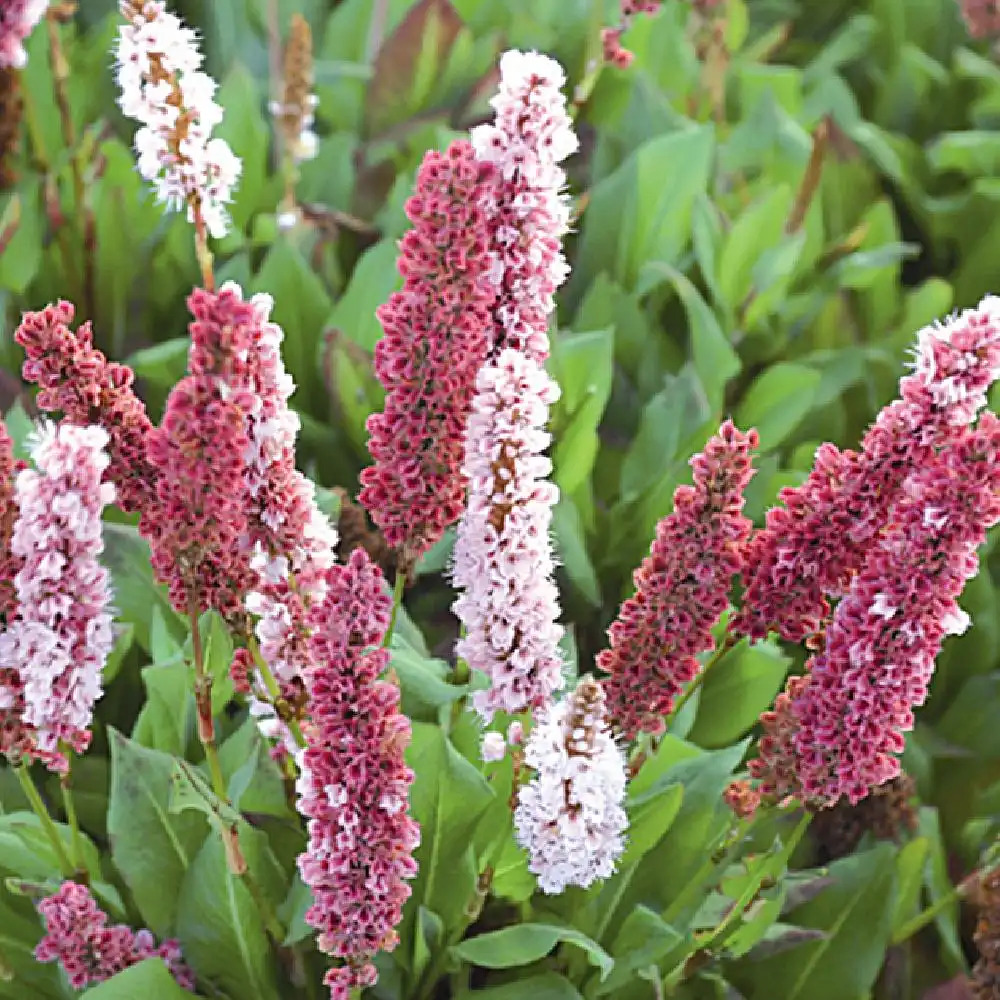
891 875 975 945
668 636 736 725
382 571 406 649
248 636 306 750
59 762 89 884
15 764 74 880
188 601 227 802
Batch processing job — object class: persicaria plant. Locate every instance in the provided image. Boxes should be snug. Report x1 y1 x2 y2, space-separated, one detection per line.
0 2 999 999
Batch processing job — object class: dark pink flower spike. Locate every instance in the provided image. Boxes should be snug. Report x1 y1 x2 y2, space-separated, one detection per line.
599 420 758 739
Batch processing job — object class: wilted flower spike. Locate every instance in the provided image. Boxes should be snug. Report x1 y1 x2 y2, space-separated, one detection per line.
16 300 157 514
271 13 318 164
360 141 499 565
734 295 1000 644
752 413 1000 808
972 866 1000 999
514 677 628 894
0 0 47 69
0 422 115 772
599 421 758 739
452 349 564 724
471 49 577 362
297 549 419 997
115 1 241 237
35 882 194 991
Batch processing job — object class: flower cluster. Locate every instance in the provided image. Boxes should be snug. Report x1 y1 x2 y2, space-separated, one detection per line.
599 421 757 738
115 0 241 238
270 13 318 166
734 296 1000 644
296 549 419 998
960 0 1000 38
601 1 663 68
0 419 26 760
752 412 1000 808
452 350 564 725
16 301 156 514
514 677 628 894
470 49 577 362
973 866 1000 999
0 423 115 772
186 284 337 743
0 0 46 70
35 882 194 991
360 141 498 566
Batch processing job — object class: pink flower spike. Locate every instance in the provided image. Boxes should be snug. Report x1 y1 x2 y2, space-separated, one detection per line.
115 1 241 237
35 882 194 991
471 50 577 362
599 421 758 739
0 0 46 69
514 677 628 894
751 412 1000 808
297 549 419 994
16 301 156 514
360 141 499 566
451 350 564 724
0 422 115 771
734 295 1000 644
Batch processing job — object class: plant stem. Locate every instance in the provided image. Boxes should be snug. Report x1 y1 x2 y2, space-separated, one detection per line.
382 571 406 649
248 635 307 750
15 764 75 880
192 203 215 290
668 636 736 725
188 600 227 801
891 874 977 945
59 762 89 884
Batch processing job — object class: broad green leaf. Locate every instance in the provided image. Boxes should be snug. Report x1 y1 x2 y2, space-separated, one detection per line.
891 837 930 936
79 959 192 999
107 730 209 937
326 238 400 352
735 363 822 451
452 925 612 980
390 646 465 722
687 642 791 748
918 807 965 972
550 328 615 496
219 721 292 819
403 724 495 960
101 524 185 655
125 338 189 394
454 972 583 1000
131 659 193 756
175 832 284 1000
729 843 897 1000
596 907 682 995
551 496 601 607
277 875 313 947
621 783 685 867
573 127 715 293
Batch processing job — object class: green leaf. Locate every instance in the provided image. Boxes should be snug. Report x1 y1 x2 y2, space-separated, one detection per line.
735 363 822 451
326 241 400 352
573 127 715 293
917 807 965 971
79 959 192 999
0 186 42 293
0 889 70 999
454 972 583 1000
132 658 193 756
622 783 685 868
687 642 791 748
277 875 313 947
403 724 495 956
452 925 612 980
101 524 186 655
107 730 209 937
175 832 283 1000
549 328 615 495
551 497 601 607
125 338 190 394
390 646 465 723
0 813 99 883
730 843 897 1000
250 242 332 412
891 837 930 936
597 907 682 995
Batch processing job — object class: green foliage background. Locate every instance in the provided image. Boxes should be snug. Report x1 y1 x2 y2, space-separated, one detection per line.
1 0 1000 998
